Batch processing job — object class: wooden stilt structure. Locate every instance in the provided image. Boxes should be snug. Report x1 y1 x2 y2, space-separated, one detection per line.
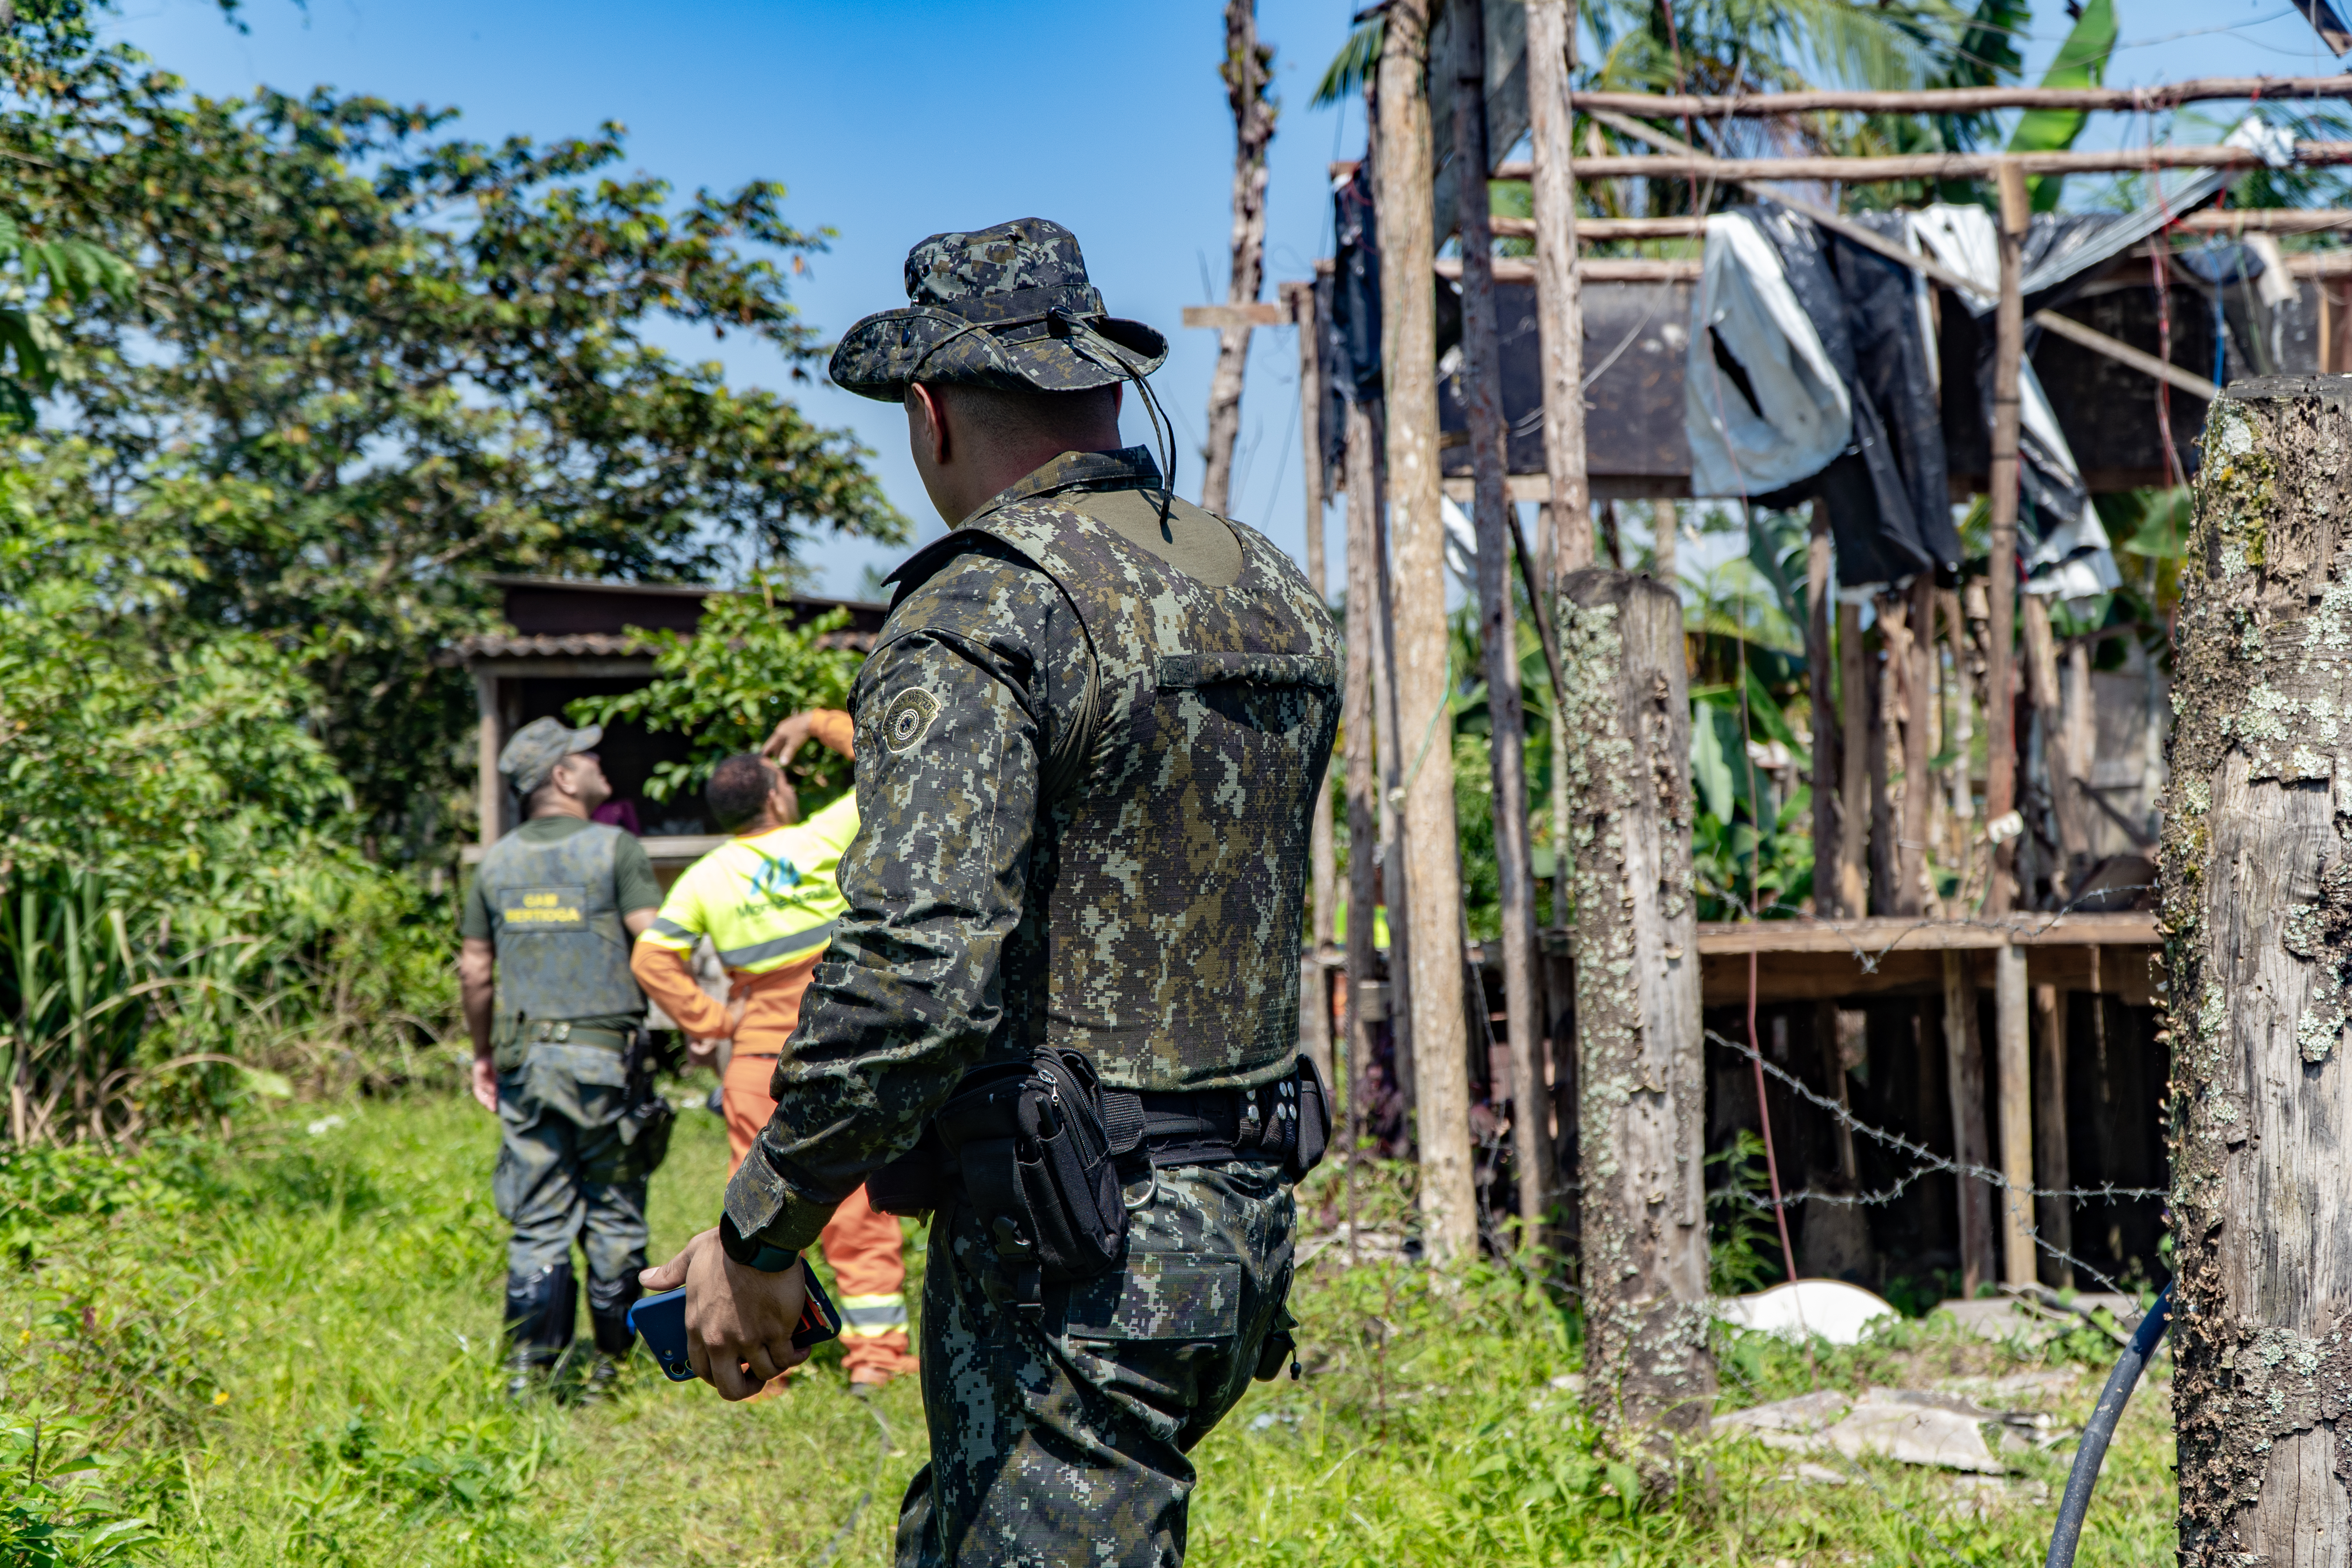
1375 0 1475 1261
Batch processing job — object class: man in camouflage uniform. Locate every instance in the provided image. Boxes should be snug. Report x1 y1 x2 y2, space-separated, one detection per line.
461 717 666 1397
641 218 1340 1566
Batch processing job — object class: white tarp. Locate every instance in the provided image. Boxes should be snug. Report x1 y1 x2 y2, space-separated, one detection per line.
1685 211 1853 499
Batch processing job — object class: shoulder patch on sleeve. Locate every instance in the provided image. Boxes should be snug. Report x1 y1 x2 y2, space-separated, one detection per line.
881 686 943 754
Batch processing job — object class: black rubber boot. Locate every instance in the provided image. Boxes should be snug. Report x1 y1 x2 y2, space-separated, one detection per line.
502 1261 576 1400
583 1272 639 1400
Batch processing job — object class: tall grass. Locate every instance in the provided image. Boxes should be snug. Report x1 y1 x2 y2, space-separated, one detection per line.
0 857 457 1149
0 1091 2178 1567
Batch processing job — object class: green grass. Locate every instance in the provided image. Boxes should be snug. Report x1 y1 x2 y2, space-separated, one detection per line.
1 1093 2177 1566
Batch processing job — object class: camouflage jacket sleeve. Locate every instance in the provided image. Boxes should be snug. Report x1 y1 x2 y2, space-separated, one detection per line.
723 539 1089 1253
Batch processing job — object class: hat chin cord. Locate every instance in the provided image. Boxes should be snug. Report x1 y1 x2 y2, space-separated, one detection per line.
1051 308 1177 528
900 305 1180 527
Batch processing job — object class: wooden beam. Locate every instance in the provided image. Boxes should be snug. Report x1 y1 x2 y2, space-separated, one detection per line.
1943 953 1996 1298
1182 301 1289 330
2031 309 2219 399
1985 162 2028 915
1995 942 2036 1285
1493 140 2352 183
1495 208 2352 242
1692 913 2159 954
2178 207 2352 233
1526 0 1592 575
1436 256 1697 283
2031 981 2072 1290
2287 251 2352 278
1376 0 1477 1265
1568 76 2352 120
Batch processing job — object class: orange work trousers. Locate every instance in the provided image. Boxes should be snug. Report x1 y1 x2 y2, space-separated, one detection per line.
724 1052 917 1386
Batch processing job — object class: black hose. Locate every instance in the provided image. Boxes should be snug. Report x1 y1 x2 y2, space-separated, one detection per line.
2044 1281 2172 1568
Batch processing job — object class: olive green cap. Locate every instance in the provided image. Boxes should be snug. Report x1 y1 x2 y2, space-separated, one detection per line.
498 716 602 796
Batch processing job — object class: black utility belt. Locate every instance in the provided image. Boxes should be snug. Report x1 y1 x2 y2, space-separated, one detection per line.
867 1053 1331 1319
511 1020 635 1047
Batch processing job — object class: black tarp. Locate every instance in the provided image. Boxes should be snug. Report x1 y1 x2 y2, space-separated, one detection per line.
1741 205 1962 587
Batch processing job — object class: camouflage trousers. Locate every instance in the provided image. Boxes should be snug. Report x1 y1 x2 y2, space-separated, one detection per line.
894 1160 1296 1568
491 1042 650 1297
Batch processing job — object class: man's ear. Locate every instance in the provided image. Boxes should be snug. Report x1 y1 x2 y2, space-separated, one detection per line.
907 383 949 467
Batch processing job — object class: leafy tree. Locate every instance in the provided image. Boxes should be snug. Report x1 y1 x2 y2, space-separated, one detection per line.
0 2 906 859
566 572 866 810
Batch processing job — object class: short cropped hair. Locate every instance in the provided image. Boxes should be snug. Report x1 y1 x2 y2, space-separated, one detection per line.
705 754 778 832
923 383 1120 448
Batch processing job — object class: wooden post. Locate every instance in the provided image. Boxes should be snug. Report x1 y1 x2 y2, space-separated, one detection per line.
1806 505 1844 915
1941 952 1994 1296
1343 394 1382 1176
1290 281 1338 1094
1290 281 1337 949
1526 0 1593 572
1201 0 1274 516
1451 0 1551 1247
1995 941 2035 1285
2030 981 2072 1289
2021 593 2087 900
1370 414 1416 1122
1984 158 2028 914
1651 499 1678 583
1559 570 1712 1439
476 670 504 847
2164 375 2352 1563
1836 601 1870 917
1375 0 1477 1261
1899 575 1936 915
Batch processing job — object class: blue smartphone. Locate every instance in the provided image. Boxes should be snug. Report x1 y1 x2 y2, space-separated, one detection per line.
628 1263 844 1383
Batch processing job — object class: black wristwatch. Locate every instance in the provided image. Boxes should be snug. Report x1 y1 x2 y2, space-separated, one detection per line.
718 1213 802 1274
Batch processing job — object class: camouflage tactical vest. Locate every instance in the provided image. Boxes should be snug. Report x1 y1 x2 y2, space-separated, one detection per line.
475 822 644 1028
904 470 1341 1094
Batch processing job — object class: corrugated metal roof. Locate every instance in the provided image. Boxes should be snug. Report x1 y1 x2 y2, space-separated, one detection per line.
441 628 877 665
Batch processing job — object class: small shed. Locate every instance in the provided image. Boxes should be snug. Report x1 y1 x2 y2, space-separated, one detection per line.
445 576 884 877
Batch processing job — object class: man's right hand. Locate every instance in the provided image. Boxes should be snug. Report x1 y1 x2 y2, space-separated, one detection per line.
639 1227 813 1399
470 1053 499 1112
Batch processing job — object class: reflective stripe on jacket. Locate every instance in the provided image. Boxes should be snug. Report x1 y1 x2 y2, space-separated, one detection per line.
632 792 859 1049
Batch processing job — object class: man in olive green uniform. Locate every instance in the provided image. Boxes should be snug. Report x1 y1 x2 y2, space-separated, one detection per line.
642 219 1340 1566
460 717 664 1396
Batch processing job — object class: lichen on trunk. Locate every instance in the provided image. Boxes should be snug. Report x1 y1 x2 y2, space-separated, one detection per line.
1557 570 1713 1445
2164 375 2352 1566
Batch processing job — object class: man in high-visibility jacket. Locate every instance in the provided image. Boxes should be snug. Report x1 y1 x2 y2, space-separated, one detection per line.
630 709 917 1390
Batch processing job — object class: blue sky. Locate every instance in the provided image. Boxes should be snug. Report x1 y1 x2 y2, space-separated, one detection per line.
103 0 2349 601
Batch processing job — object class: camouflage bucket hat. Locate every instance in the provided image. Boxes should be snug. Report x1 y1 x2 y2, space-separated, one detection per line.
829 217 1169 402
498 715 602 797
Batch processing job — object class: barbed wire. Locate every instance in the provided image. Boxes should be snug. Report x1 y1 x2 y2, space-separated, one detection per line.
1708 1028 2164 1301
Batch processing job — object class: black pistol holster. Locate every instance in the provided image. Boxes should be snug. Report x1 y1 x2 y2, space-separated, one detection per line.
868 1050 1334 1319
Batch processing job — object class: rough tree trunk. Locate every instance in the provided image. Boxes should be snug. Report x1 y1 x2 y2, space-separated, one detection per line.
2165 375 2352 1567
1200 0 1275 516
1559 569 1713 1439
1376 0 1476 1262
